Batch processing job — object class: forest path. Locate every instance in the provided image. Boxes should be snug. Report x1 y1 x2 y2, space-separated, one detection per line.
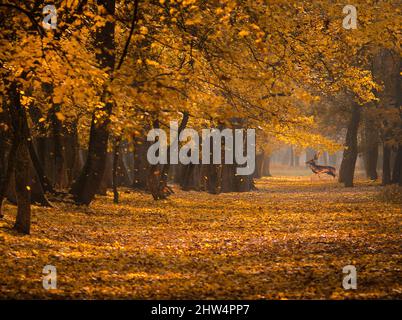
0 176 401 299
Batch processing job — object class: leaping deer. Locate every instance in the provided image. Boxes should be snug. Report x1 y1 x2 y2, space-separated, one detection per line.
306 153 336 180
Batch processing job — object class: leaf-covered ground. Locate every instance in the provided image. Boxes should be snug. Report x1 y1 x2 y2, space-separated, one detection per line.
0 176 401 299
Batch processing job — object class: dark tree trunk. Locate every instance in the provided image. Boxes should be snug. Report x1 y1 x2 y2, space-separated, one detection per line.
289 146 295 167
362 115 379 180
382 144 392 185
35 137 48 175
116 153 131 187
147 112 189 200
180 163 202 191
3 86 53 211
27 103 48 174
391 144 402 184
262 155 272 177
14 141 31 234
97 153 113 195
49 105 67 188
70 0 115 205
0 140 17 218
339 103 361 187
294 153 300 167
64 121 81 185
254 153 264 178
207 164 221 194
27 138 55 195
132 135 149 190
221 164 236 192
6 82 32 233
112 137 121 203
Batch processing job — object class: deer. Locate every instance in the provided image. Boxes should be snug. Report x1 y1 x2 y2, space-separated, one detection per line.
306 153 336 181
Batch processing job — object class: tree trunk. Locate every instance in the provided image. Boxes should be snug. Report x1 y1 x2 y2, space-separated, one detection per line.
70 0 116 205
180 163 201 191
254 152 264 178
0 140 17 218
391 144 402 184
362 114 379 180
289 146 295 167
49 105 66 188
64 121 81 185
382 144 392 185
6 82 32 233
27 138 55 195
294 153 300 167
132 135 149 190
112 137 121 203
13 141 31 234
339 103 361 187
262 155 272 177
147 112 189 200
207 164 221 194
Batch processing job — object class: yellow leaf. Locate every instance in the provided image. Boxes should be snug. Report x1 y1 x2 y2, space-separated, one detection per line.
238 30 250 37
139 26 148 35
53 96 62 104
145 59 159 67
55 112 66 121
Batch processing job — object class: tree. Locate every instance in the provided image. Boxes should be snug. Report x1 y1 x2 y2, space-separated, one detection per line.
339 101 361 187
70 0 116 204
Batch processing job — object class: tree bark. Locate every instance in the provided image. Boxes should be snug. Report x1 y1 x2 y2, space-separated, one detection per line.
262 155 272 177
289 146 295 167
70 0 116 205
132 135 149 190
49 105 66 188
339 103 361 187
112 137 121 203
254 152 264 178
391 144 402 184
147 112 189 200
362 114 379 180
13 141 31 234
0 140 17 218
382 144 392 185
6 82 32 233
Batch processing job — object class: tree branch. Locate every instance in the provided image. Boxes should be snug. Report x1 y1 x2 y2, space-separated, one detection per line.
116 0 140 70
0 3 44 37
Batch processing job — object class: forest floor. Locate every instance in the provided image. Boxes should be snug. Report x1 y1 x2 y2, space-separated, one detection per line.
0 174 401 299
